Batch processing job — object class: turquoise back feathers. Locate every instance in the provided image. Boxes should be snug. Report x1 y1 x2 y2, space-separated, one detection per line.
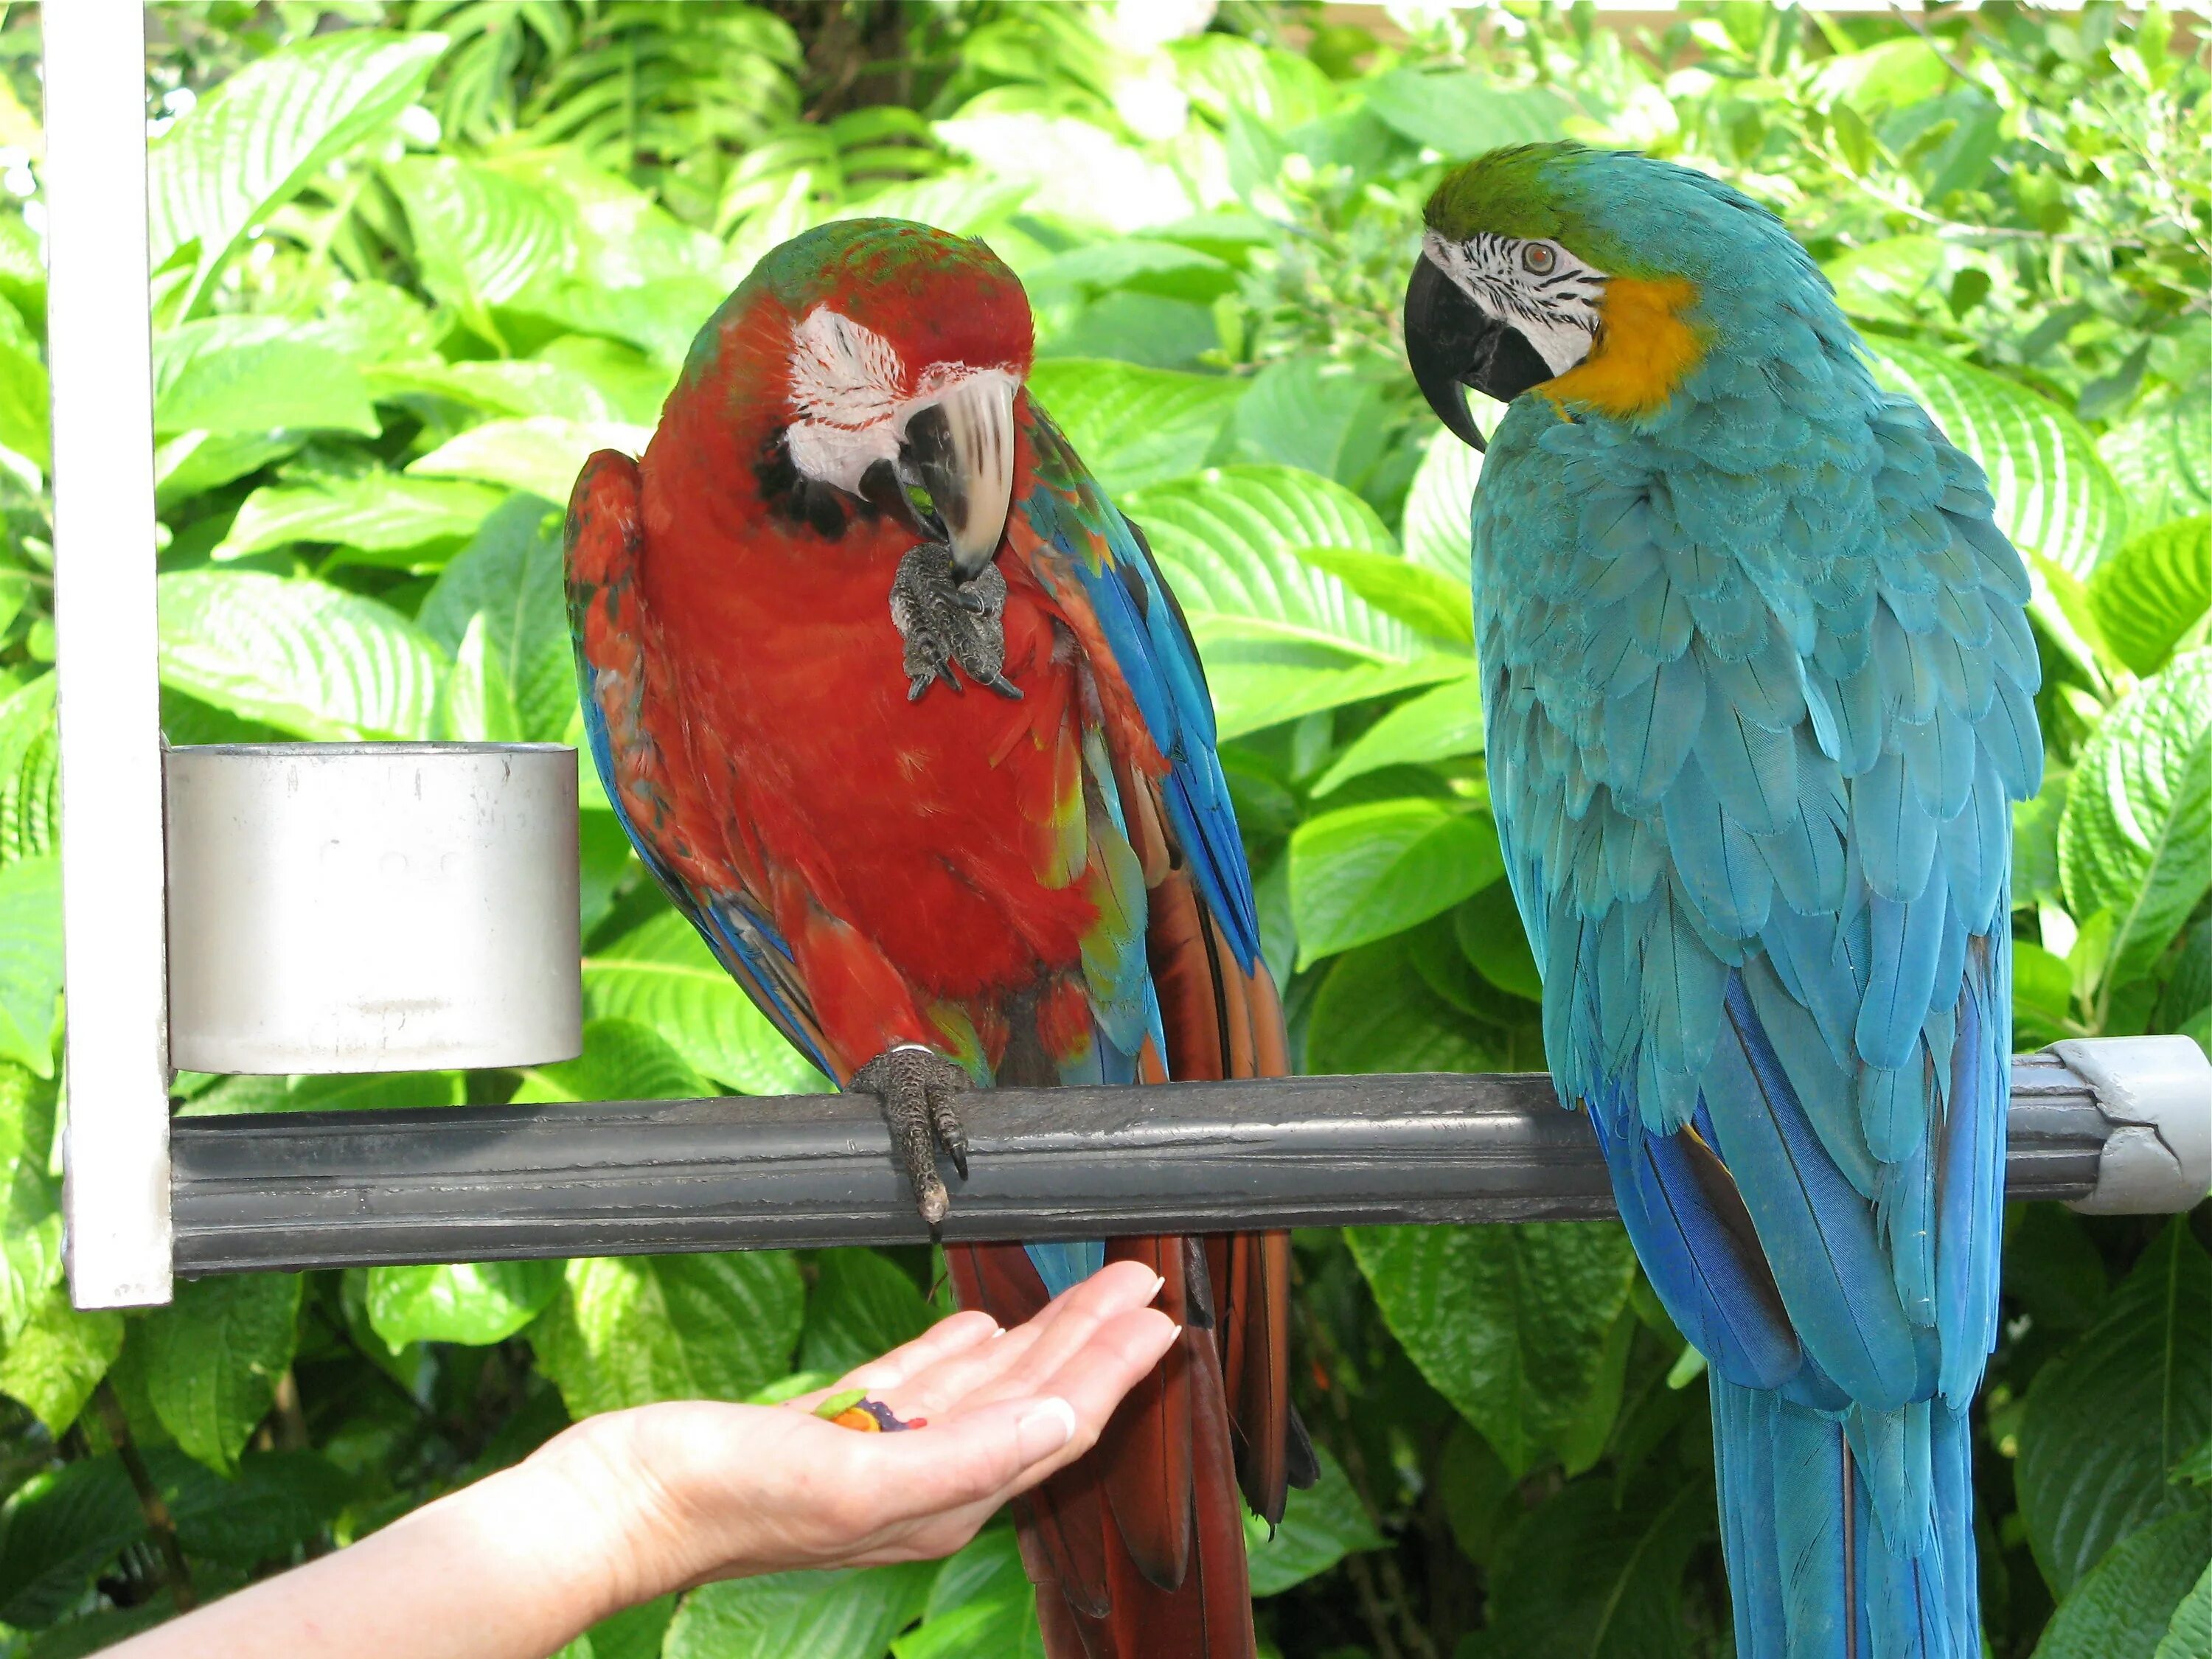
1460 147 2042 1659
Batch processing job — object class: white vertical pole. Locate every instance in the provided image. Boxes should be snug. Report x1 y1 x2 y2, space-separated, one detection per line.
49 0 172 1308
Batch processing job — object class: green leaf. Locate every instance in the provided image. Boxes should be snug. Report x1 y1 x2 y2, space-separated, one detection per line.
177 1070 465 1119
368 358 619 424
1244 1443 1384 1595
1306 936 1519 1077
512 1018 714 1105
0 310 49 471
2033 1506 2212 1659
2014 770 2069 906
2057 648 2212 987
1225 358 1390 488
1346 1220 1638 1476
2101 396 2212 530
366 1261 563 1349
1028 240 1237 307
1401 423 1486 582
438 612 524 742
0 1062 61 1343
1310 675 1483 796
2090 515 2211 676
217 476 506 564
168 1450 355 1568
0 1456 152 1629
1865 339 2126 579
138 1273 305 1476
157 571 448 741
1823 234 1950 326
147 31 448 314
1455 880 1543 1005
0 1284 122 1437
0 674 58 869
2017 1217 2212 1595
1458 1477 1711 1658
410 417 653 504
0 1448 350 1629
583 910 830 1097
386 157 574 345
2012 940 2076 1048
897 1528 1044 1658
1361 72 1573 155
1290 799 1503 964
1123 465 1464 737
1293 547 1472 644
417 493 575 742
934 112 1193 234
153 326 378 438
0 856 60 1077
665 1561 936 1659
2156 1559 2212 1659
799 1250 934 1378
1024 359 1244 496
531 1251 804 1415
556 1596 680 1659
536 335 679 426
153 430 305 507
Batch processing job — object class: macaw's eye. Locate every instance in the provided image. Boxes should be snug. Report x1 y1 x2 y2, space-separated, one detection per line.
1522 243 1557 276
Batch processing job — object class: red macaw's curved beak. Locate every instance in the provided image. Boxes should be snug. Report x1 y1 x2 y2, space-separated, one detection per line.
902 372 1016 576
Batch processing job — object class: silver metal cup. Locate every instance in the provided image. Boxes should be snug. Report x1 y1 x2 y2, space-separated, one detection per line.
164 743 583 1075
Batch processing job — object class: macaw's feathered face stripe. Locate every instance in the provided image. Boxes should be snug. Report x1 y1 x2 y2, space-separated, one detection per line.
1406 143 1752 448
686 218 1034 572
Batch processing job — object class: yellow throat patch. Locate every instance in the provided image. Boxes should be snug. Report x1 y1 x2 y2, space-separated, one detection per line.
1543 276 1704 420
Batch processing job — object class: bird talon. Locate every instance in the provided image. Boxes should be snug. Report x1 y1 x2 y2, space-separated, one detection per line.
888 543 1012 710
852 1043 973 1224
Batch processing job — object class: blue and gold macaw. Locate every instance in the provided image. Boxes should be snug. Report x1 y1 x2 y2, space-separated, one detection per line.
566 218 1311 1658
1402 145 2041 1657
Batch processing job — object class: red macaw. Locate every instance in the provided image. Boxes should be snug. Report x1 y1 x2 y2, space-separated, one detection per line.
565 217 1313 1658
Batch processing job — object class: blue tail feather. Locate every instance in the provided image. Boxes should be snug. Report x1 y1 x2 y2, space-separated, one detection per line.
1712 1377 1980 1659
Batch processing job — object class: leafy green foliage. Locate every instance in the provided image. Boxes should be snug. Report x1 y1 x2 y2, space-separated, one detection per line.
529 1251 804 1416
1348 1222 1637 1478
137 1274 304 1478
2015 1219 2212 1596
664 1562 935 1659
0 4 2202 1655
2090 515 2212 678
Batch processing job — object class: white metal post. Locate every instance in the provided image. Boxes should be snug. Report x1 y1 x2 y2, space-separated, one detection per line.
49 0 173 1308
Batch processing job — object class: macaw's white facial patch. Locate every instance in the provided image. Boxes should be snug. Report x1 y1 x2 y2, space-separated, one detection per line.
785 305 910 495
1422 229 1610 377
783 304 1020 502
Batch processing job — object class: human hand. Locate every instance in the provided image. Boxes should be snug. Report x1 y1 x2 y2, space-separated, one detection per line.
531 1258 1178 1610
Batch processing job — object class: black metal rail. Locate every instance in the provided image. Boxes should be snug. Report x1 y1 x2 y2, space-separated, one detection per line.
167 1052 2116 1275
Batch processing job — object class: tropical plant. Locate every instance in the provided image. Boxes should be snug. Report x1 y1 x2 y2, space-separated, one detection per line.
0 4 2204 1657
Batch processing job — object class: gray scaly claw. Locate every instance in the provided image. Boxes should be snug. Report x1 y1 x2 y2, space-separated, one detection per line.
851 1044 972 1225
888 542 1015 703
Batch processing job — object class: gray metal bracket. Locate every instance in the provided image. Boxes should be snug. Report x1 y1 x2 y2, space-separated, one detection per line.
2051 1036 2212 1216
165 1042 2202 1278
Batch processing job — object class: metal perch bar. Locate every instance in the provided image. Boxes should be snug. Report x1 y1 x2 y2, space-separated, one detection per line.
168 1039 2211 1276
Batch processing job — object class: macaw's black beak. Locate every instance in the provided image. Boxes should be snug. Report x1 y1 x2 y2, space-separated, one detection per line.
1404 254 1554 453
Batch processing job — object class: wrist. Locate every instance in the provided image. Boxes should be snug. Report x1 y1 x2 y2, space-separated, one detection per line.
512 1411 698 1615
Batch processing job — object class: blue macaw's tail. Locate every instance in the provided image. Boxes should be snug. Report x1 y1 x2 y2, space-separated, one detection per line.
1711 1377 1979 1659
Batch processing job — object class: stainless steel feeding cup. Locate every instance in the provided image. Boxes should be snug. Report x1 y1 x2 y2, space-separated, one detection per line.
164 743 583 1074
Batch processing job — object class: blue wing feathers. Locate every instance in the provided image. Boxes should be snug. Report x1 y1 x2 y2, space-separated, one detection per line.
1473 299 2038 1656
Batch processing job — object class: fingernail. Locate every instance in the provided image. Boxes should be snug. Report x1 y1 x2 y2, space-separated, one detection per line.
1147 1272 1166 1301
1016 1397 1077 1462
